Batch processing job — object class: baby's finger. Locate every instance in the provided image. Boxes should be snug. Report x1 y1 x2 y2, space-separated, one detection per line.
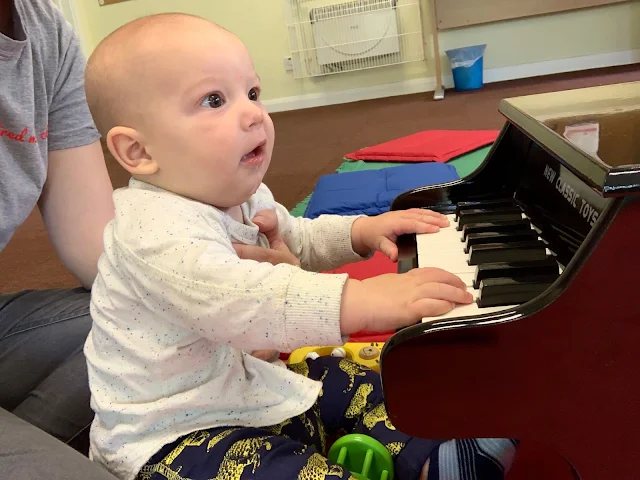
418 282 473 304
405 208 446 218
408 298 455 322
393 218 440 236
405 214 449 229
378 238 398 262
408 267 467 290
403 209 449 226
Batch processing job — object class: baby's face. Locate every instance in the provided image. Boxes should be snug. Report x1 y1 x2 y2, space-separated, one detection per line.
139 28 274 208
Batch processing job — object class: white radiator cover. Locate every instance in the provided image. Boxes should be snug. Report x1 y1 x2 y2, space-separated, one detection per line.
310 1 400 66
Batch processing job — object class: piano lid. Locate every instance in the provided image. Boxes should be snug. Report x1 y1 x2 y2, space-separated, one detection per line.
499 81 640 197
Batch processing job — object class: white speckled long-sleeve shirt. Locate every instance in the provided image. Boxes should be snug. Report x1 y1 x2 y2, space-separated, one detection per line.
84 178 367 480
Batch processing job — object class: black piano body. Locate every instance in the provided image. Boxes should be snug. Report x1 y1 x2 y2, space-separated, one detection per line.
380 81 640 479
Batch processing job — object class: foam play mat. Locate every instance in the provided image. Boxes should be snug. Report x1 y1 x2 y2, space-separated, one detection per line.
344 129 499 163
303 162 458 219
289 145 491 218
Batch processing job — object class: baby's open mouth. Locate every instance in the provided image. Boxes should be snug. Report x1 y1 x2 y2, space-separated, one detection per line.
241 141 266 164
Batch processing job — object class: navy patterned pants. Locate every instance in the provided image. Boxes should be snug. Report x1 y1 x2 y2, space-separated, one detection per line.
138 356 440 480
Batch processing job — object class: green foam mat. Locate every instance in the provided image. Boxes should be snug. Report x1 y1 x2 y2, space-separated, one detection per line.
448 146 491 178
289 146 491 217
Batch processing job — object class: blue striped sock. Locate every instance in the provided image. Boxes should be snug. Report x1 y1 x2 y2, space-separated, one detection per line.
427 438 518 480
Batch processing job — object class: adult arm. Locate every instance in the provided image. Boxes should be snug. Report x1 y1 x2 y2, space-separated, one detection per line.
39 141 114 289
233 242 300 267
250 185 369 272
37 7 115 289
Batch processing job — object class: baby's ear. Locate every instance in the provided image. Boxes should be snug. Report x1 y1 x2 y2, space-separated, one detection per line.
106 126 158 176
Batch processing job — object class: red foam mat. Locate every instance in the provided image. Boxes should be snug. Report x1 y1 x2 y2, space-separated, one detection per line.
344 129 500 163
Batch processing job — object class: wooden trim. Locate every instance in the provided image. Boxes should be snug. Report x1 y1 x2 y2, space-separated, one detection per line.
434 0 629 30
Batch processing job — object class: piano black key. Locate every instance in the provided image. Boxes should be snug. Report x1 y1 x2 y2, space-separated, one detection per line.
464 230 539 253
455 198 516 216
461 219 533 240
468 240 547 265
477 275 558 308
473 258 560 289
457 207 524 230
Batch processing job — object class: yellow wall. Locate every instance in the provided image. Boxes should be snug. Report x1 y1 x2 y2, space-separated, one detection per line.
73 0 640 102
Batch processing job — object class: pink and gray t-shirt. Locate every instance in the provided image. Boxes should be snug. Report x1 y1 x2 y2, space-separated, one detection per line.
0 0 100 251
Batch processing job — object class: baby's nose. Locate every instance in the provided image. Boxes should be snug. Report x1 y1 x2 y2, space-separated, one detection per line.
242 103 264 129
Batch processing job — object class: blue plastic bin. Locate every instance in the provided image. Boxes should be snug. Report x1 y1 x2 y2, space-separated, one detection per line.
445 44 486 91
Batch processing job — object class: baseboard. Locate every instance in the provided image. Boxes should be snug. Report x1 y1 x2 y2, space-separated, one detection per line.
264 49 640 113
265 76 437 113
480 48 640 85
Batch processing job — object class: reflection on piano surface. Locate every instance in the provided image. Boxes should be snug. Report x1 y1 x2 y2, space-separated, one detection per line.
380 81 640 479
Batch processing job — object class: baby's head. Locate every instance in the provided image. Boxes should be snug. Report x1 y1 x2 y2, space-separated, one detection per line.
85 13 274 208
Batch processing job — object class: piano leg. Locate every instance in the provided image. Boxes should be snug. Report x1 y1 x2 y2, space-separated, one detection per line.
381 198 640 480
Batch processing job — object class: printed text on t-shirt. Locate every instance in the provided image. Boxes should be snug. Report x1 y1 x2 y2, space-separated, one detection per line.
0 123 49 143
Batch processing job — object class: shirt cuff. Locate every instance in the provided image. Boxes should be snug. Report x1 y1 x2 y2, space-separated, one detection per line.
318 215 374 267
283 269 348 351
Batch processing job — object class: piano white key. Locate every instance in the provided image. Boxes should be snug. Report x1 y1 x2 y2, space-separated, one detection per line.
418 252 474 275
416 216 462 252
417 234 463 254
413 209 562 322
423 226 464 243
458 272 476 287
421 287 516 323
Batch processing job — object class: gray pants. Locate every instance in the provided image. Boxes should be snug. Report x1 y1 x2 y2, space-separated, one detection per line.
0 288 117 479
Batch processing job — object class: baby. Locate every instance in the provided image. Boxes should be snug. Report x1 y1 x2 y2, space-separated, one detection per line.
82 13 516 480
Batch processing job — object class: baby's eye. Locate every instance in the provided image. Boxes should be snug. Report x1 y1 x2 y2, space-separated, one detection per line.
248 88 260 101
201 93 224 108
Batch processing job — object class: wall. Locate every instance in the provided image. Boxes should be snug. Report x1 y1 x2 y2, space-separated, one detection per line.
72 0 640 107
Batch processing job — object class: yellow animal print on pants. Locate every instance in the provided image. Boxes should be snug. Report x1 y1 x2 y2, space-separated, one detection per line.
139 431 210 480
210 436 273 480
138 463 189 480
299 411 315 438
289 361 310 378
339 359 367 393
386 442 405 456
264 417 293 437
313 404 328 453
344 383 374 419
298 453 348 479
206 428 239 453
318 367 329 397
362 404 395 431
164 430 210 466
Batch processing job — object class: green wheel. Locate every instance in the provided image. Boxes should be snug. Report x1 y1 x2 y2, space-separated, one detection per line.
327 434 394 480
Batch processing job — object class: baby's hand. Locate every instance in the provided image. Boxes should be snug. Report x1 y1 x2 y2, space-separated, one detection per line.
340 268 472 334
351 209 449 262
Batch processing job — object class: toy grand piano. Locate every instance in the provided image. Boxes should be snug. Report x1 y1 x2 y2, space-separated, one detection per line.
380 81 640 479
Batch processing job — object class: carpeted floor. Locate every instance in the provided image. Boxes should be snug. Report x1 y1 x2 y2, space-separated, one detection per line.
2 64 639 292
